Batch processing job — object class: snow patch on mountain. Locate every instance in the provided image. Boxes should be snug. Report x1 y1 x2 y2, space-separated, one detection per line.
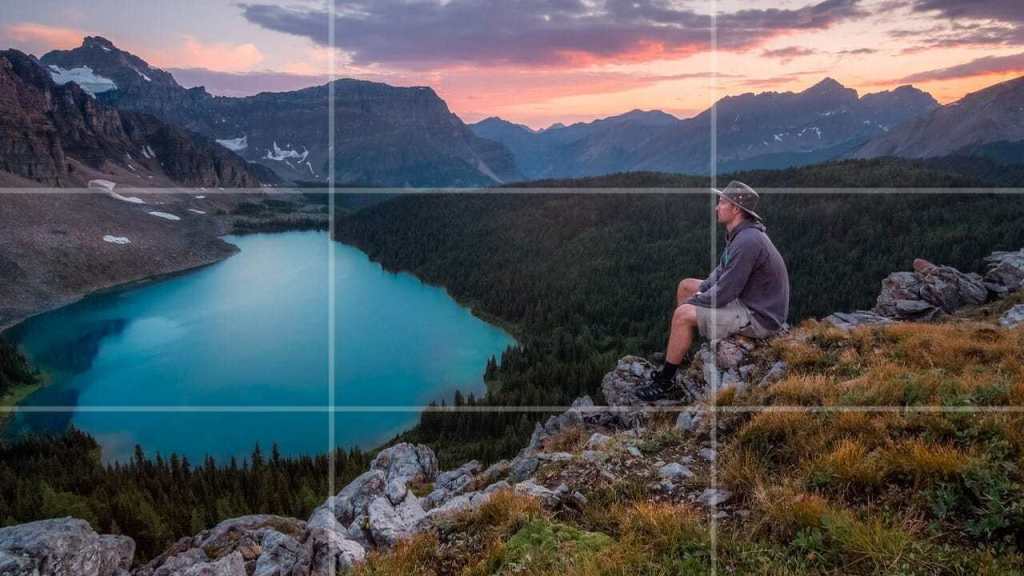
216 136 248 153
102 235 130 245
264 141 308 163
148 211 181 221
47 65 117 96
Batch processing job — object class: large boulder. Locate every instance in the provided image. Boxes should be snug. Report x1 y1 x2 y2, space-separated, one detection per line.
365 492 426 547
984 248 1024 296
0 517 134 576
369 443 438 487
873 259 987 320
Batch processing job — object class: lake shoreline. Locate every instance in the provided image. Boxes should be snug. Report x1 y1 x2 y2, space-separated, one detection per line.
3 230 515 464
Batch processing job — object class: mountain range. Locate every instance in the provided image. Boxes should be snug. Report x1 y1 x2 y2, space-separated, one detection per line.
2 35 1024 187
471 79 942 179
0 48 267 188
39 36 519 187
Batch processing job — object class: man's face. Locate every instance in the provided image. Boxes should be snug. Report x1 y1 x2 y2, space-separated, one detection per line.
715 197 739 224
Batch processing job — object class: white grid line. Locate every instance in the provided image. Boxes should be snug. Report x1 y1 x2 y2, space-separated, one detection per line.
328 0 338 573
709 0 720 571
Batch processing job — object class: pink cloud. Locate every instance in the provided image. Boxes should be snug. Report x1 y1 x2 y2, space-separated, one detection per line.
144 35 264 73
3 22 85 52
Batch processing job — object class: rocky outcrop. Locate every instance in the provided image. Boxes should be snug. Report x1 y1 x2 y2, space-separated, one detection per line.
826 256 1006 330
134 514 363 576
874 258 988 320
0 517 134 576
984 249 1024 297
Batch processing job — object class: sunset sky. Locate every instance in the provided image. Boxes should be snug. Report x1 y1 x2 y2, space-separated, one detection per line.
1 0 1022 129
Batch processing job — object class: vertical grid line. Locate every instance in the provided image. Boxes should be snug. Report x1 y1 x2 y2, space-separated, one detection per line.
327 0 337 572
708 0 719 574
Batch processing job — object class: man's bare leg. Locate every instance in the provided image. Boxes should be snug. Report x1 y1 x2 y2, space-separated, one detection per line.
666 304 698 364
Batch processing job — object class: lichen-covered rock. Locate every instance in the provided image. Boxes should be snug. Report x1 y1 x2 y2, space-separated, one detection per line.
0 517 134 576
984 248 1024 296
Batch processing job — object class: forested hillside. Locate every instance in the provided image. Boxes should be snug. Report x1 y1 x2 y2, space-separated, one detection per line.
337 159 1024 466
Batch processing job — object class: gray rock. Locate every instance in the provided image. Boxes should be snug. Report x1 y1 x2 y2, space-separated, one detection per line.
385 478 408 506
306 527 366 575
984 248 1024 296
697 488 732 507
626 446 643 458
324 469 386 526
253 531 302 576
823 310 893 331
508 454 540 483
370 443 438 486
422 481 511 523
874 260 988 320
581 450 607 463
675 408 703 433
698 448 717 462
999 304 1024 328
537 451 573 463
180 551 246 576
513 480 562 507
657 463 694 481
422 460 481 510
757 360 788 387
366 492 426 547
478 460 511 485
584 432 612 450
0 517 134 576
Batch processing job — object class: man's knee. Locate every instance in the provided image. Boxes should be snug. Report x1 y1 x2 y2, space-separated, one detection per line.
676 278 702 301
672 304 697 326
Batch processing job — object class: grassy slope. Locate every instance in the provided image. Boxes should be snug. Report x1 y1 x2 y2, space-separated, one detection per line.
355 294 1024 575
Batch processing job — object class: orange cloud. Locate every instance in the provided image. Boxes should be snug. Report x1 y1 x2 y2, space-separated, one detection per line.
4 22 84 51
145 35 264 73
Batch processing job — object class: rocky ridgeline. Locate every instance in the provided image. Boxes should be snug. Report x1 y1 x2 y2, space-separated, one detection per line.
3 247 1024 575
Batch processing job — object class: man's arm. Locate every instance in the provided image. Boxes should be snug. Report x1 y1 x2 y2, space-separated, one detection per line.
698 266 720 293
687 232 761 308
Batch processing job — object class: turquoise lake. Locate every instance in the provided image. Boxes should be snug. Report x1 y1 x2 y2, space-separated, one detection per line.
2 231 515 463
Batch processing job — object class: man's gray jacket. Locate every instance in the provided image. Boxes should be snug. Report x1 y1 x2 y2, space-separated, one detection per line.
686 219 790 332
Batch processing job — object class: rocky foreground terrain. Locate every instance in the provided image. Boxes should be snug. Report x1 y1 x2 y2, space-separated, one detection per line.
1 244 1022 574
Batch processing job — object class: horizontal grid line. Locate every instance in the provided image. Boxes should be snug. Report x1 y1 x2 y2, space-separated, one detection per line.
3 405 1023 413
2 188 1024 195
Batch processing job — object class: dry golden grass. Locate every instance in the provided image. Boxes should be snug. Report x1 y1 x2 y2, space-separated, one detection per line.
542 424 588 453
352 532 440 576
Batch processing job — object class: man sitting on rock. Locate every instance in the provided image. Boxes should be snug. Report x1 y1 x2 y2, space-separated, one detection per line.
636 181 790 401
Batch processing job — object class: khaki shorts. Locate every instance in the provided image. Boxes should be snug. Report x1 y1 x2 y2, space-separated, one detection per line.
695 299 772 340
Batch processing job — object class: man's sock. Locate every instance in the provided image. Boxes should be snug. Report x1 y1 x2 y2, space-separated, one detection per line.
656 361 679 382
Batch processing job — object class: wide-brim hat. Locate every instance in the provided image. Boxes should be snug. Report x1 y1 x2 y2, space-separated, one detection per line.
712 180 762 221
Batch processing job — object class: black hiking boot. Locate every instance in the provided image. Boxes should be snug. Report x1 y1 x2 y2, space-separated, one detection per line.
635 371 681 402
